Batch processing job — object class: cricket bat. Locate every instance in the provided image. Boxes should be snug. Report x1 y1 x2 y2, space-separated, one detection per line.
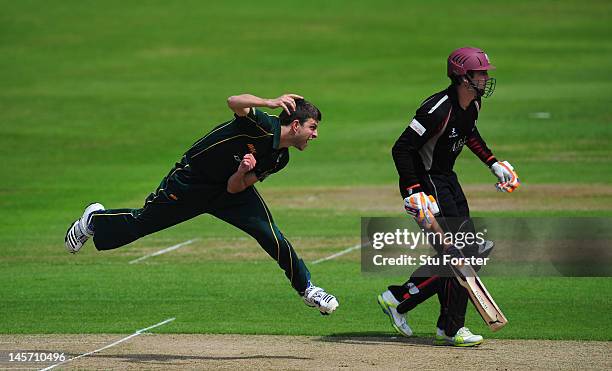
425 215 508 332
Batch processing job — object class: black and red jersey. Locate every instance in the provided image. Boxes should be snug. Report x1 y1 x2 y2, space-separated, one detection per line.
392 86 497 198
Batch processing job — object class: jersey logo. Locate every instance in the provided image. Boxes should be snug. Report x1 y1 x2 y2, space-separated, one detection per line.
233 155 241 162
409 119 426 136
247 143 256 154
449 127 458 139
452 137 467 152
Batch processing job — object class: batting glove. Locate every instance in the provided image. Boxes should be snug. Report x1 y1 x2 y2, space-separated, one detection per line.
404 192 440 224
490 160 520 193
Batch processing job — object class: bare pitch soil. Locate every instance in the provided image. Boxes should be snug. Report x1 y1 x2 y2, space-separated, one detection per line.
2 334 610 370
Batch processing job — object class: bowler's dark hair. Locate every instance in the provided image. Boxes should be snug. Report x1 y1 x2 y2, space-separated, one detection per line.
279 99 322 126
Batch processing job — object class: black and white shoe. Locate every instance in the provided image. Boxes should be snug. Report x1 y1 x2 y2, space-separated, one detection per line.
303 282 339 315
64 203 104 253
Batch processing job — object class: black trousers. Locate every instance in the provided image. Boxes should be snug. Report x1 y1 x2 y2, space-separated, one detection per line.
392 173 477 336
90 165 311 294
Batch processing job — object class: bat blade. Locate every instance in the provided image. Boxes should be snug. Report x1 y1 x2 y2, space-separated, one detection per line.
452 261 508 331
425 216 508 332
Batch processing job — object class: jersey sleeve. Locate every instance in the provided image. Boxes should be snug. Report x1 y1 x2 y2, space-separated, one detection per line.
238 108 276 133
392 105 448 197
466 127 497 167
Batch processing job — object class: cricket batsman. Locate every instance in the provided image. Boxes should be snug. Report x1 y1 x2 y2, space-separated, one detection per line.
377 47 519 346
64 93 339 315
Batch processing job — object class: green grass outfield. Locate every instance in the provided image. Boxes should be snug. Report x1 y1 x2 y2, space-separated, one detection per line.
1 1 611 341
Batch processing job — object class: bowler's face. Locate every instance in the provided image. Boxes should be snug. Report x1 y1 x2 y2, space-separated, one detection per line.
295 119 319 151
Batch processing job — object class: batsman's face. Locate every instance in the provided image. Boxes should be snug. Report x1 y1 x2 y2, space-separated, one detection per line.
468 70 496 98
294 118 319 151
471 71 489 90
469 70 490 91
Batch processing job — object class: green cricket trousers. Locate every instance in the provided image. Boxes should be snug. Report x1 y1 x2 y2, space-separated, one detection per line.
90 166 311 294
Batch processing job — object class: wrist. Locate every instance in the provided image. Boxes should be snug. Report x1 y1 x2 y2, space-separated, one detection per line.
405 184 423 196
486 156 498 167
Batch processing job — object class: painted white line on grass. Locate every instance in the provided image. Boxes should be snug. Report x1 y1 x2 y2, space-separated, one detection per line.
38 317 175 371
311 243 362 265
129 239 198 264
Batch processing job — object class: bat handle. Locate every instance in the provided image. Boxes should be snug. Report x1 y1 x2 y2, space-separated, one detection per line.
416 212 460 256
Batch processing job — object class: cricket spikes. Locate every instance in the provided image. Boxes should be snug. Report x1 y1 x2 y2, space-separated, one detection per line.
303 283 339 315
64 202 105 254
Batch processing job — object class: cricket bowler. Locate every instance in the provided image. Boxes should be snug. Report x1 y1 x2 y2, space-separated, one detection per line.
377 47 519 346
64 93 339 315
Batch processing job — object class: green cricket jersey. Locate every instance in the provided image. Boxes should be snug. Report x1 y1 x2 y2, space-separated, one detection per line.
183 108 289 184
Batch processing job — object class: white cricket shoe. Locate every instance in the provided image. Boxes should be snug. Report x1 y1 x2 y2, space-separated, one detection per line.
377 290 413 337
64 203 105 254
303 283 339 315
434 327 483 347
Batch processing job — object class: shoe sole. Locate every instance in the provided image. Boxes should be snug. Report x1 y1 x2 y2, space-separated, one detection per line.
377 295 411 337
318 305 338 315
322 301 338 315
433 337 484 347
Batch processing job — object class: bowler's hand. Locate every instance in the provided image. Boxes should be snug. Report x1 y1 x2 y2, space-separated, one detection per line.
238 154 256 174
266 94 303 115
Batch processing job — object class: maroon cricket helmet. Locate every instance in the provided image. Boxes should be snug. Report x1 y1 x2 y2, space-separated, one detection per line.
447 47 496 77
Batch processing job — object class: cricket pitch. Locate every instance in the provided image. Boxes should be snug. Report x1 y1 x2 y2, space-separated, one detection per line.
1 334 610 370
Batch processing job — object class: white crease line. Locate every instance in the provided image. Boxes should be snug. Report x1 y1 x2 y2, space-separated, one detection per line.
129 239 198 264
38 317 175 371
311 243 362 265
